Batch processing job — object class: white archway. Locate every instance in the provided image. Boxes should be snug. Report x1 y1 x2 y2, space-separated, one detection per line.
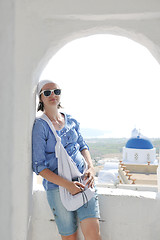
31 27 160 240
1 1 160 239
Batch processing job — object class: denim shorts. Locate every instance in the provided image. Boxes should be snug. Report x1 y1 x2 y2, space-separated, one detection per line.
46 187 100 236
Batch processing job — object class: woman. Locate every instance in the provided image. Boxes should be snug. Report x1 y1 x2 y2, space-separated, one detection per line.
32 80 101 240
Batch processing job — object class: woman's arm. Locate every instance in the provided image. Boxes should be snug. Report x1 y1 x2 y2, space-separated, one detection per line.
81 149 95 188
74 119 94 187
39 168 85 195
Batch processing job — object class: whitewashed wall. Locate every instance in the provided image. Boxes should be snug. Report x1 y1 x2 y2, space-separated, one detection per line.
0 1 14 240
123 147 156 164
1 0 160 239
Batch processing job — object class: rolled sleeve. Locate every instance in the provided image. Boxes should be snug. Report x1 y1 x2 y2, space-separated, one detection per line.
32 119 48 175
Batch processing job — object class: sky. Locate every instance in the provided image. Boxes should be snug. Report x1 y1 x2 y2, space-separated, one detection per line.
40 34 160 138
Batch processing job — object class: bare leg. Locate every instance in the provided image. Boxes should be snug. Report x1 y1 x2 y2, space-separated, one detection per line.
61 231 79 240
80 218 101 240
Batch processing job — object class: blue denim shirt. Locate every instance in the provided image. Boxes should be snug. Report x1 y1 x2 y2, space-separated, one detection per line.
32 113 89 190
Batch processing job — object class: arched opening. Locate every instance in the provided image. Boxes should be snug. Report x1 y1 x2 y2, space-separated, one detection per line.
30 13 160 238
33 33 160 190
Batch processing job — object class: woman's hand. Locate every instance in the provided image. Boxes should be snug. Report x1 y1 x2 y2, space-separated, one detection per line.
80 149 95 188
66 181 85 196
84 167 95 188
39 169 85 195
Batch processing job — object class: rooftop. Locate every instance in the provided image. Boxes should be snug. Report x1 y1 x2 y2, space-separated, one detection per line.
125 137 154 149
119 162 158 186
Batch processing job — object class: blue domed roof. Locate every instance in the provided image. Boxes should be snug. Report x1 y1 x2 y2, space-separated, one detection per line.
126 136 153 149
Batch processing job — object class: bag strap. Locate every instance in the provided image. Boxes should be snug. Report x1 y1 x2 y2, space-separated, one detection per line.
40 113 61 142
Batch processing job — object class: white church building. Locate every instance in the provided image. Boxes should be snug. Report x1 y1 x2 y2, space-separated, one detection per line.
123 129 157 164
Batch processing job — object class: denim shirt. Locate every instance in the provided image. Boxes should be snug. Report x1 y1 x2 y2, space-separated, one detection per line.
32 113 89 190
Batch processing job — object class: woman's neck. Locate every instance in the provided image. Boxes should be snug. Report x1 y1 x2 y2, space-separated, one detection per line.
44 107 60 121
44 107 64 130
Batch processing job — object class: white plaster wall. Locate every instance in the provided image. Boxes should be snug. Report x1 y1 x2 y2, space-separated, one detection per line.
98 188 160 240
123 147 156 164
1 0 160 239
0 0 14 239
31 189 160 240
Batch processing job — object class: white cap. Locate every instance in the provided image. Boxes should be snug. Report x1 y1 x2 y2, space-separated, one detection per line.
37 80 54 96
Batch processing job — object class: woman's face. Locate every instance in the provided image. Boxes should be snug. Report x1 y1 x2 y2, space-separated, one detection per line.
40 82 61 109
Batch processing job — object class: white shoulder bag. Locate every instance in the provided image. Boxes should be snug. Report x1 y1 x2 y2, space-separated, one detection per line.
40 113 95 211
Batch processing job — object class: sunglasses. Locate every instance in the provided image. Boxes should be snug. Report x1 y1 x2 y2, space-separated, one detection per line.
40 89 61 97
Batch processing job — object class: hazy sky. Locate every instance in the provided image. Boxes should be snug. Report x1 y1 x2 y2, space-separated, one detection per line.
40 34 160 138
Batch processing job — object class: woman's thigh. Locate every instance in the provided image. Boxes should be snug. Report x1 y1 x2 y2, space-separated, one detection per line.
80 218 101 240
46 188 78 237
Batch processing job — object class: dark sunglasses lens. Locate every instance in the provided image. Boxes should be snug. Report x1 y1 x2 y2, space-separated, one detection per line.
54 89 61 95
44 90 51 96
